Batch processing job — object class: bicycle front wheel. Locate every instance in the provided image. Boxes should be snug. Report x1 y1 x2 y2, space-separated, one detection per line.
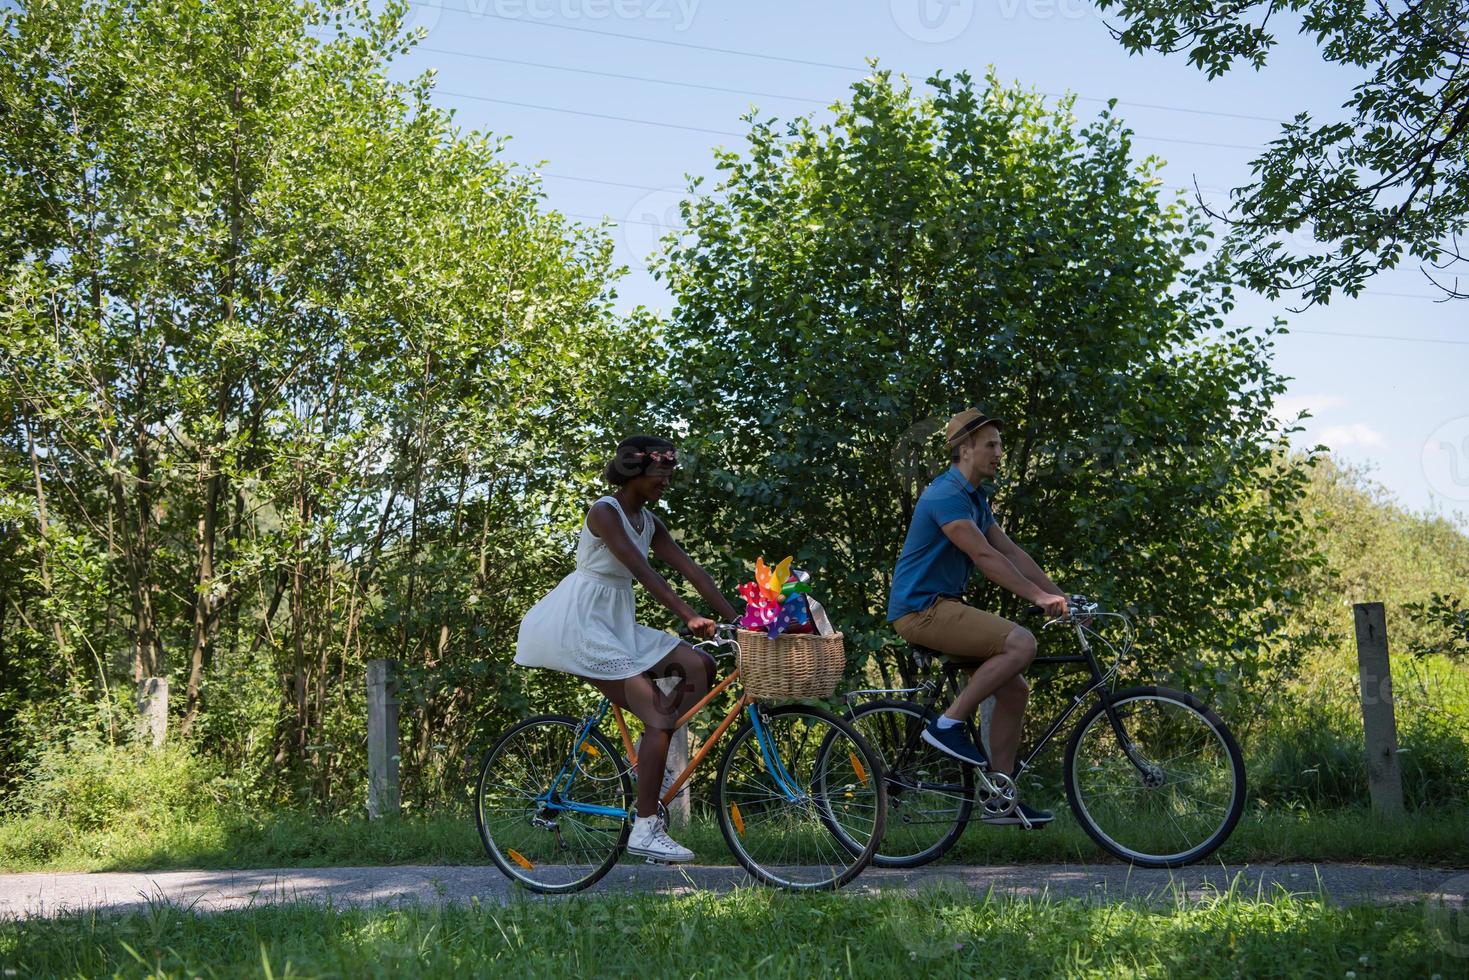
839 699 973 868
1064 686 1245 868
475 714 632 894
715 703 886 890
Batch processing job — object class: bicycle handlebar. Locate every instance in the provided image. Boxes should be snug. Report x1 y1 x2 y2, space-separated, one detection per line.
1027 594 1100 623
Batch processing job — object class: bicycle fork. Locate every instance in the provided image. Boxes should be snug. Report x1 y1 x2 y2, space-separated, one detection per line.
748 705 804 803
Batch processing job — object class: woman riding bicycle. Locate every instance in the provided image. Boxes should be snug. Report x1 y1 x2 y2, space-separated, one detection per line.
514 435 738 862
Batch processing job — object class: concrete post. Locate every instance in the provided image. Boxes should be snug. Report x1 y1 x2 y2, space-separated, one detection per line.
137 677 168 747
1353 603 1405 817
367 659 400 819
978 695 995 761
666 725 691 827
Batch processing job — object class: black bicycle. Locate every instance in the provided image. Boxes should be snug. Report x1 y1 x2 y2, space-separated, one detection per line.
833 595 1246 869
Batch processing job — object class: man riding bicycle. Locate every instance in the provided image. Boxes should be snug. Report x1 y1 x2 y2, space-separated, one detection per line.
887 409 1070 826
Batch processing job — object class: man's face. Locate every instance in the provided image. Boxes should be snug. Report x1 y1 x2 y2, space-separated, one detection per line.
968 426 1002 478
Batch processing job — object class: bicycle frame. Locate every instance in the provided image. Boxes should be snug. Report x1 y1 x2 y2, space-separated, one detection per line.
848 605 1149 785
534 642 804 821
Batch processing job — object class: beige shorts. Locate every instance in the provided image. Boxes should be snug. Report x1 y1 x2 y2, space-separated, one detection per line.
892 597 1018 662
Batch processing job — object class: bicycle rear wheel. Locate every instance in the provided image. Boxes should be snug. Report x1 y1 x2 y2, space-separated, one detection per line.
836 699 973 868
714 703 886 890
1064 686 1245 868
475 714 632 894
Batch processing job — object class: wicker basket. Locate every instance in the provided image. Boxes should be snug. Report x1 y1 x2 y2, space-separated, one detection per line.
736 629 846 700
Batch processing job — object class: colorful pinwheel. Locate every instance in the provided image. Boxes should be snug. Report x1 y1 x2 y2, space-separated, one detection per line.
737 556 824 638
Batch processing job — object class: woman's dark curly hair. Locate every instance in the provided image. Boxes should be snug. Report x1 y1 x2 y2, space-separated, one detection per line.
602 435 677 487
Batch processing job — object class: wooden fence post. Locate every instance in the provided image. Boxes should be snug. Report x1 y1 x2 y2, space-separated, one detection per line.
367 659 400 819
1353 603 1405 817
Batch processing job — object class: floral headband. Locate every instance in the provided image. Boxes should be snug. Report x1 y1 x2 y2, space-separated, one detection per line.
611 446 678 478
635 449 678 468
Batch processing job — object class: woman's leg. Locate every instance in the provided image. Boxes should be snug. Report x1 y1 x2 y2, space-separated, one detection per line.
645 643 718 725
585 644 715 818
585 674 666 818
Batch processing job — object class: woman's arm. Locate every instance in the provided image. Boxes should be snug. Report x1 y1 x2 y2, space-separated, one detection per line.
650 515 739 622
587 502 703 626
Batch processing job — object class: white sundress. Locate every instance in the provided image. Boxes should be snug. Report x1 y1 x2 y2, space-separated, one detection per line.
514 495 682 680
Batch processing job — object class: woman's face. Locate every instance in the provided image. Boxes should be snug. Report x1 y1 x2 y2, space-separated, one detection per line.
633 463 675 502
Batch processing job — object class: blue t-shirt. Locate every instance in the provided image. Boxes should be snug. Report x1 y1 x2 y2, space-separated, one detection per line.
887 466 996 622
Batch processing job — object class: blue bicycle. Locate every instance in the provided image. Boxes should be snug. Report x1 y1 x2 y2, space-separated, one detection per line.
475 625 887 893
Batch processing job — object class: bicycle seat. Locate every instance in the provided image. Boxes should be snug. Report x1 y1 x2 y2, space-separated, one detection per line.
906 643 950 668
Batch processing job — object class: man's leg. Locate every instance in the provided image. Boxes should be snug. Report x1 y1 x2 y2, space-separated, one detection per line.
983 671 1031 777
895 600 1026 767
943 625 1036 724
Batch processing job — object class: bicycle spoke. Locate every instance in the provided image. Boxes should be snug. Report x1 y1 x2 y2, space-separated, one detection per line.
717 706 885 890
1068 692 1243 865
840 700 973 868
476 716 631 893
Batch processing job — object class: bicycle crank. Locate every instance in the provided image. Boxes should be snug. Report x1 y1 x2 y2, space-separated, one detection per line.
978 771 1021 821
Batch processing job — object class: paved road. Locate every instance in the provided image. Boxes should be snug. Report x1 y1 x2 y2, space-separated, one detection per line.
4 863 1465 918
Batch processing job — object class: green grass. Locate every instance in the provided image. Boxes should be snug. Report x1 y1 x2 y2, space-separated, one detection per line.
2 885 1462 978
3 803 1466 874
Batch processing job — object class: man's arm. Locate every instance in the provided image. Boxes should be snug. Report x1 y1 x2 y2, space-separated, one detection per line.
941 519 1064 614
985 523 1061 595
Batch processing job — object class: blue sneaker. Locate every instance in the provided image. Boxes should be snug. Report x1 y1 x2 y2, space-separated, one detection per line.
920 717 989 768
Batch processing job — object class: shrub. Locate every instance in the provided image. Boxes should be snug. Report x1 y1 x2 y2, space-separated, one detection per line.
9 738 228 833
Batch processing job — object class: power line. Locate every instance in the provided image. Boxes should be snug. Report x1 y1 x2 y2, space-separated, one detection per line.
403 3 1287 125
420 47 829 105
435 88 1263 152
407 3 867 71
1280 328 1467 345
438 89 742 136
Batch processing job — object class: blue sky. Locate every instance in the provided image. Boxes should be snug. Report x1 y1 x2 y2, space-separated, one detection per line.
380 0 1467 526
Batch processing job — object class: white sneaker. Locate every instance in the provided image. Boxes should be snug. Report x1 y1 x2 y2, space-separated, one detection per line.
627 816 695 863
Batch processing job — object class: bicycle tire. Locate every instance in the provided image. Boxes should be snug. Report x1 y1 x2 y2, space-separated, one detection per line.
1063 686 1245 868
832 699 974 868
475 714 632 894
714 703 887 891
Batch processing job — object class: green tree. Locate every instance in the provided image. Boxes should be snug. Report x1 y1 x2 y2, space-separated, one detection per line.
1 0 642 804
1094 0 1469 306
653 69 1317 703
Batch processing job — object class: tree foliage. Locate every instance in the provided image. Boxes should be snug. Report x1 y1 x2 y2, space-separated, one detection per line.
653 69 1319 702
1095 0 1469 305
0 0 642 802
